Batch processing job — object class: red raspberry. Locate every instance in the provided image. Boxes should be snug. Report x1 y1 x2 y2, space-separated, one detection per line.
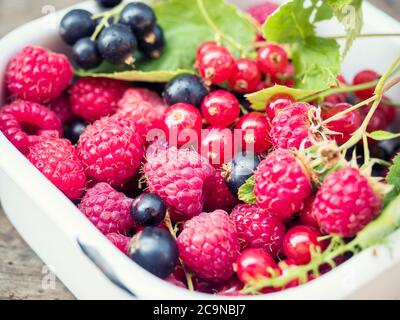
105 233 131 254
6 46 73 103
247 2 279 25
116 88 167 137
0 100 62 155
77 116 144 187
177 210 240 282
79 182 134 234
312 167 382 237
254 149 313 219
203 169 239 212
299 196 319 229
27 138 86 200
47 93 73 123
144 147 214 220
70 77 129 121
270 102 317 150
230 204 285 258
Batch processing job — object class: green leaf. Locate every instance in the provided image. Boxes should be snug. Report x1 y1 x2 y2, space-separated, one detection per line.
292 37 341 90
384 154 400 206
327 0 363 55
367 131 400 141
246 85 319 111
238 175 256 204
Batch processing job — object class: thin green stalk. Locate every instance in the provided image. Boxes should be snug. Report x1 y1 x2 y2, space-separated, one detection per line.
327 33 400 40
91 1 127 40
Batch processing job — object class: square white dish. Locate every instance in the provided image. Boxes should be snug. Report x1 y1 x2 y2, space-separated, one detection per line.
0 0 400 300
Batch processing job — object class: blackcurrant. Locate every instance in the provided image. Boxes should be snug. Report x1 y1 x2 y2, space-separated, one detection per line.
72 37 102 70
163 74 209 108
60 9 96 45
96 0 123 8
138 25 165 59
127 227 179 278
120 2 156 36
63 118 87 145
97 23 137 65
131 193 166 227
223 151 261 195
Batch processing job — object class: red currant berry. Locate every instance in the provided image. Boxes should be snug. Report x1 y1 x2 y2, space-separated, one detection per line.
352 70 379 100
197 45 236 84
235 112 271 153
236 248 278 284
200 126 235 168
163 103 202 147
337 74 347 85
257 44 288 76
299 197 319 229
265 94 295 121
283 225 326 265
228 58 261 93
380 97 396 126
196 41 217 60
323 103 362 145
201 90 240 127
271 63 295 86
366 109 388 133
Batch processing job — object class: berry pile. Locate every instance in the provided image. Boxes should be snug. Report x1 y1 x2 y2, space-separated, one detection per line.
1 0 400 297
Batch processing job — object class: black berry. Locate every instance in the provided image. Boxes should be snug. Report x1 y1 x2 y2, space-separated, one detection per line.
60 9 96 45
96 0 123 8
131 193 166 227
224 151 262 194
163 74 209 108
63 118 87 145
127 227 179 278
72 37 102 70
120 2 156 36
138 25 165 59
97 23 137 65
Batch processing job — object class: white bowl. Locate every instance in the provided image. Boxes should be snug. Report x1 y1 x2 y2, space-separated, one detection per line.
1 0 400 300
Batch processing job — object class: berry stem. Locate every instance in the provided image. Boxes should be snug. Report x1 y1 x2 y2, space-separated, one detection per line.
91 1 127 41
196 0 246 55
327 33 400 40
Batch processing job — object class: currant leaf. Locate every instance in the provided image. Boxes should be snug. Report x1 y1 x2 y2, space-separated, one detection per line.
238 175 256 204
384 153 400 206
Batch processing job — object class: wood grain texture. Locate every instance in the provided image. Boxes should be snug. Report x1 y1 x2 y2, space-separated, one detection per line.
0 0 399 300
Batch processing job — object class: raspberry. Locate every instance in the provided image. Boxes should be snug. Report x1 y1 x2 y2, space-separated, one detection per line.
312 167 382 237
116 88 167 137
144 147 214 220
230 204 285 258
47 93 73 123
247 2 279 25
105 233 131 253
177 210 240 282
270 102 318 150
5 46 73 103
254 149 313 219
0 100 62 155
70 77 129 121
203 169 238 212
77 116 144 187
27 138 86 200
79 182 134 234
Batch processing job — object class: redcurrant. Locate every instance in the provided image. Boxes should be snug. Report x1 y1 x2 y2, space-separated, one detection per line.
352 70 379 100
228 58 261 93
257 44 288 76
201 90 240 127
196 40 217 60
265 93 295 121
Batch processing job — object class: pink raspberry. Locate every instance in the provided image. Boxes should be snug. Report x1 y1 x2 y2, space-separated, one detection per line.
0 100 62 155
77 116 144 187
177 210 240 282
47 93 73 123
105 233 131 254
230 204 285 258
70 77 129 121
247 2 279 25
254 149 313 219
144 147 214 220
270 102 317 150
312 167 382 237
27 138 86 200
203 169 239 212
79 183 134 234
116 88 167 138
6 46 73 103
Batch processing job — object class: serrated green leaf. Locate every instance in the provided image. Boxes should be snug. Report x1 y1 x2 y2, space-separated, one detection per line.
292 37 341 90
384 154 400 206
314 1 334 22
367 131 400 141
246 85 319 111
238 175 256 204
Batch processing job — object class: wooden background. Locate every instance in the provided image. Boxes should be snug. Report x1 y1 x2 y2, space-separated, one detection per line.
0 0 399 300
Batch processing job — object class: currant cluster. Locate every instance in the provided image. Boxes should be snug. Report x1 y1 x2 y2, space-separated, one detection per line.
60 1 165 70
